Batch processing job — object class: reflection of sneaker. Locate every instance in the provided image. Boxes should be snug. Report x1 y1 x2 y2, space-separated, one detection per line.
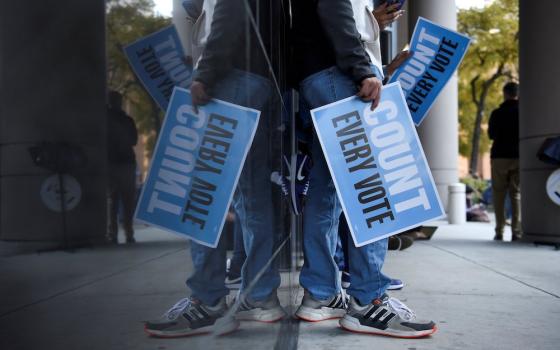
235 294 286 323
225 258 242 290
295 290 348 322
144 297 239 338
340 295 436 338
387 279 404 291
281 153 312 215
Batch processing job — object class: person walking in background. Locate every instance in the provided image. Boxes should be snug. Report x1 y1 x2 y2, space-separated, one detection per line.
106 91 139 244
488 82 521 241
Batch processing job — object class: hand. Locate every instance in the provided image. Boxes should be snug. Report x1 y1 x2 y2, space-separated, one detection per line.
190 81 211 112
373 2 405 30
358 77 383 111
386 50 413 77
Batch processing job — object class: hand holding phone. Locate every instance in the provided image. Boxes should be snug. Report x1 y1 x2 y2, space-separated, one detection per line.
374 1 406 30
386 0 406 13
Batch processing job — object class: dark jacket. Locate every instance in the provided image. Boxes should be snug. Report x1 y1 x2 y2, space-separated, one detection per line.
291 0 375 85
107 107 138 165
192 0 271 90
488 99 519 159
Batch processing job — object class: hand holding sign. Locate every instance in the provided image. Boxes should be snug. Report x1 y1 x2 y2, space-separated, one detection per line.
358 77 383 111
311 82 444 247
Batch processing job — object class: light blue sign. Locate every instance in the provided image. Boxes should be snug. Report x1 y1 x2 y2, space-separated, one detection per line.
311 82 444 247
135 87 260 247
389 17 471 125
124 25 193 111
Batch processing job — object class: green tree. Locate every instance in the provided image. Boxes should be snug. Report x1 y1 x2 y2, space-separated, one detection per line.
106 0 171 155
458 0 518 176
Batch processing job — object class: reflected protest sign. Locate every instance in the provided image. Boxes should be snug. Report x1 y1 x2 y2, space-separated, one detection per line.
389 17 471 125
310 82 444 247
135 87 260 247
124 25 193 111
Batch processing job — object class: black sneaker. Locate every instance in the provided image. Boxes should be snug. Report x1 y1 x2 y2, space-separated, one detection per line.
225 258 242 289
388 235 414 251
340 295 436 338
144 297 239 337
275 153 312 215
295 290 348 322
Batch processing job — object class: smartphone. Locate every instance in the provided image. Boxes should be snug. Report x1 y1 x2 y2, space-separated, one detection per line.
386 0 406 11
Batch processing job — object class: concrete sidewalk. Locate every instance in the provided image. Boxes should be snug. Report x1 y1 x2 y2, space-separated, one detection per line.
1 221 559 350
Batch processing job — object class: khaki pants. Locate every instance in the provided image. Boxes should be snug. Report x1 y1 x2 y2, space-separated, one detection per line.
491 158 521 236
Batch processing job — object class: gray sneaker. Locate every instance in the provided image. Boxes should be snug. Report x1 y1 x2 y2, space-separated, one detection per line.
144 297 239 337
235 293 286 323
340 295 436 338
295 290 349 322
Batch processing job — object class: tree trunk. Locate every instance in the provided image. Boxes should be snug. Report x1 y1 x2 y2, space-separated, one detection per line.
469 104 485 176
469 64 505 177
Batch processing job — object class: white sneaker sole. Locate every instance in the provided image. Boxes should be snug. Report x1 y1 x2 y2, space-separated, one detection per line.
387 282 404 290
339 315 436 338
236 307 286 323
295 305 347 322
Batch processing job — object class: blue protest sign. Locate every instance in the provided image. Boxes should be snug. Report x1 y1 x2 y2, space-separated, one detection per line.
124 25 193 111
388 17 471 125
135 87 260 247
310 82 444 247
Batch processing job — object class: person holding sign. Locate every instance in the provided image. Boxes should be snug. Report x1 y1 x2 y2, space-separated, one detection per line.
291 0 436 339
144 0 283 337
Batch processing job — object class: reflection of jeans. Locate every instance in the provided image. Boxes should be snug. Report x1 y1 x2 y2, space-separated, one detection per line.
230 210 247 273
299 66 390 306
187 69 280 305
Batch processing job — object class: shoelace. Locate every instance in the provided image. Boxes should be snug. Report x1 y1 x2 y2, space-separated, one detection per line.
163 297 192 320
386 297 416 321
340 289 350 308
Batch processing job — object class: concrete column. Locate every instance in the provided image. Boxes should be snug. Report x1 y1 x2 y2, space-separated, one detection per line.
519 1 560 243
408 0 459 209
0 1 107 243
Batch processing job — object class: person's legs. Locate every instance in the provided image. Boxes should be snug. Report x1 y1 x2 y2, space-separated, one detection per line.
119 163 137 242
186 69 279 305
187 238 229 306
299 67 355 301
299 66 389 303
215 70 281 302
346 237 390 305
229 210 246 276
338 214 350 273
106 168 119 243
491 159 508 239
507 159 522 239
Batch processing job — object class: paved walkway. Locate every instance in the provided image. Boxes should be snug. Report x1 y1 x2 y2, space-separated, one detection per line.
1 221 559 350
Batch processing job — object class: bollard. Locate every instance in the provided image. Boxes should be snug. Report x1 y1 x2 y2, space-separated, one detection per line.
448 183 466 224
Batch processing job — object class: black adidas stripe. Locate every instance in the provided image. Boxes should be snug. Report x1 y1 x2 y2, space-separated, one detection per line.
195 305 210 318
370 309 387 323
362 304 379 319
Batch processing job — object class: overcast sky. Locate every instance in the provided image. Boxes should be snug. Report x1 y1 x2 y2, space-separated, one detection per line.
153 0 493 18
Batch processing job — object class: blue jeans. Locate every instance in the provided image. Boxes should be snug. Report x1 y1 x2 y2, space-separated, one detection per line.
187 69 281 305
299 66 390 305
